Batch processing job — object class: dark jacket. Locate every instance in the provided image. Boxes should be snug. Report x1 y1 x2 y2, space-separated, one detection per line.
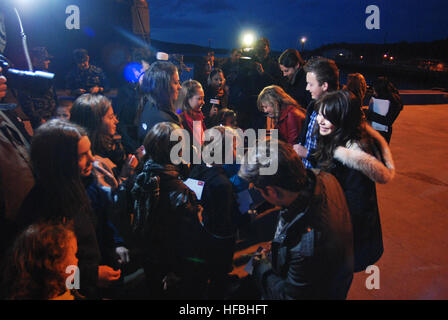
115 82 140 154
329 125 395 271
276 105 306 145
0 110 34 262
137 101 180 142
282 67 311 108
253 169 354 300
17 86 58 129
190 164 246 299
203 85 229 127
189 164 241 298
254 55 283 86
366 96 403 143
189 164 240 238
82 174 125 267
65 64 109 95
131 160 207 299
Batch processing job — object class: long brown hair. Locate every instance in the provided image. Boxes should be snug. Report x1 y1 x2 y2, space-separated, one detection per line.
30 119 92 220
313 91 369 169
70 93 113 156
135 61 179 125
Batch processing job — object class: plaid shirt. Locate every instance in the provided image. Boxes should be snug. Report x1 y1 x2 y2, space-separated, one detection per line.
302 110 318 169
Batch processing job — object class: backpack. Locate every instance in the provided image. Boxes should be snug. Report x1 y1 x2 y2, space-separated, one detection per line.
130 170 160 243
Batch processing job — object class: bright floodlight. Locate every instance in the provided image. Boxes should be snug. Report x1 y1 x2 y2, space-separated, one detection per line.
242 32 255 48
16 0 33 5
301 37 307 43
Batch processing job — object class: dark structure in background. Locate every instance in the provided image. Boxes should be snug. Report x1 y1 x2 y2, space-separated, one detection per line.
2 0 149 89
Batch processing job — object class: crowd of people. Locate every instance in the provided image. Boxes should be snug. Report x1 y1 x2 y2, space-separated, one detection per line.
0 36 404 300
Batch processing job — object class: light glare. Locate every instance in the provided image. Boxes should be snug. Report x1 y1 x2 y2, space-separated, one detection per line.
242 32 255 47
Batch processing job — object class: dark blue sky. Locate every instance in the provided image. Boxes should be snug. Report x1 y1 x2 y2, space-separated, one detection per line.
4 0 448 55
148 0 448 50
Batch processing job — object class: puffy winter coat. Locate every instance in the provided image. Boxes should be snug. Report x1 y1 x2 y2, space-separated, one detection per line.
330 124 395 271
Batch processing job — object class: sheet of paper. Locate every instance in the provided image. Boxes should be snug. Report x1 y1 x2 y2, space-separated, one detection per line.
371 98 390 132
372 98 390 116
183 178 205 200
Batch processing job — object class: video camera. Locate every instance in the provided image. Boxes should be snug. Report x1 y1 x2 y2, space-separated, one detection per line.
0 54 55 93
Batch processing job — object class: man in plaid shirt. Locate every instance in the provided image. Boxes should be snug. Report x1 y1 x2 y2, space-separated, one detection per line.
294 57 340 168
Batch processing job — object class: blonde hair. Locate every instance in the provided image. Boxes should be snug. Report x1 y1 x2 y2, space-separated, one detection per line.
175 79 203 113
257 85 300 123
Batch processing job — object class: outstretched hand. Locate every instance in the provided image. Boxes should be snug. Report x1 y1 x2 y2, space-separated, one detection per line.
98 265 121 287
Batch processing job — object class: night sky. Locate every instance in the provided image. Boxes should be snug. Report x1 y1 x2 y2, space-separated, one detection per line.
3 0 447 53
148 0 448 50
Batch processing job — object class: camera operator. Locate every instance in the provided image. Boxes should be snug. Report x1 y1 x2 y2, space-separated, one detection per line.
65 48 109 97
252 37 283 86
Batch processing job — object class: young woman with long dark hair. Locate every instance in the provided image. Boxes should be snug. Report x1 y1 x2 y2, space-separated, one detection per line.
314 90 395 272
134 61 182 143
17 120 123 298
70 94 137 189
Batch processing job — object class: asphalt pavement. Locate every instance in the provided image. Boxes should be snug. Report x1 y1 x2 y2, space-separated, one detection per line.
233 104 448 300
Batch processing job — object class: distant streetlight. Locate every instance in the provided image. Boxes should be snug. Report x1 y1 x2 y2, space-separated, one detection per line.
301 37 307 52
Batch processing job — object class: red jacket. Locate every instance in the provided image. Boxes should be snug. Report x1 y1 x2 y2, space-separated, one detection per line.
180 110 206 145
276 105 306 145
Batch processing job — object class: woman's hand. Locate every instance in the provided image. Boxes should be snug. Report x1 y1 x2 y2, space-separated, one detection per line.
252 242 271 266
136 145 146 161
120 154 138 178
293 144 308 158
98 265 121 287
